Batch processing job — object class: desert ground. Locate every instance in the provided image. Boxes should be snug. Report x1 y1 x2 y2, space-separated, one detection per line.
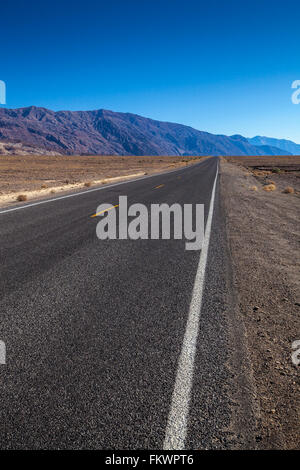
225 155 300 194
0 154 206 207
221 156 300 449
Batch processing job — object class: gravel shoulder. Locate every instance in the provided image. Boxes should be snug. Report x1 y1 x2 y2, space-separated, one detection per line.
220 158 299 449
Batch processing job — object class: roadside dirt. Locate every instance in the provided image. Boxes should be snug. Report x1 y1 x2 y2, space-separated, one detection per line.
0 154 206 207
221 158 299 449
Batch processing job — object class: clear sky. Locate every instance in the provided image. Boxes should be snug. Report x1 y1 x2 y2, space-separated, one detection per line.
1 0 300 142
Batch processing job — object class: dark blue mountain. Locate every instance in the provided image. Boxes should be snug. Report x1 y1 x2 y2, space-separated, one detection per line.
0 106 293 156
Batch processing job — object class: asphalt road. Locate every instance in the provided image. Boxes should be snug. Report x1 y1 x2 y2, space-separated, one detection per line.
0 156 256 449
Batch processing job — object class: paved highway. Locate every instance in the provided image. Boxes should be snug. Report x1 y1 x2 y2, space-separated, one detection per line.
0 157 256 449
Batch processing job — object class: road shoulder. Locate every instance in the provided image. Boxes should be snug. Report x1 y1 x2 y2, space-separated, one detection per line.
220 159 300 449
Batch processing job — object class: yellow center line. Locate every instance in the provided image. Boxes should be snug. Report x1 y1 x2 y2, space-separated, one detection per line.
155 184 165 189
90 204 119 218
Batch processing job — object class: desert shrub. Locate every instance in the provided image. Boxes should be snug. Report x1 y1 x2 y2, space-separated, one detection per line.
17 194 27 202
84 182 92 187
283 186 294 194
253 170 271 177
272 167 281 174
250 185 258 191
263 184 276 191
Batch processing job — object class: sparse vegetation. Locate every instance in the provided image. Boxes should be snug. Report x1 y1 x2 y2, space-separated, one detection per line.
283 186 294 194
263 184 276 192
41 184 48 189
253 170 271 177
84 182 92 187
250 185 258 191
226 157 300 199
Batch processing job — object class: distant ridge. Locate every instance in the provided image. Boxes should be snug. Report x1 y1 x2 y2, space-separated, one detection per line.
247 136 300 156
0 106 293 156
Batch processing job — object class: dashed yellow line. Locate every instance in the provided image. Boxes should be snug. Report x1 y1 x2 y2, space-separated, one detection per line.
91 182 166 217
90 204 119 218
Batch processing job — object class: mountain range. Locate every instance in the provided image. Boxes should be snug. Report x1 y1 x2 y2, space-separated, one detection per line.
0 106 296 156
247 136 300 156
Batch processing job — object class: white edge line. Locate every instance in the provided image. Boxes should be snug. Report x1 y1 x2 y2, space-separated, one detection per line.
163 163 219 450
0 159 211 215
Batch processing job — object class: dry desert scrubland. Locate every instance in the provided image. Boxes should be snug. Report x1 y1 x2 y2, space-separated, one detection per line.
0 154 206 207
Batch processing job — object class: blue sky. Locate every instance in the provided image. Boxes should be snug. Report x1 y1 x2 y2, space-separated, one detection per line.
1 0 300 142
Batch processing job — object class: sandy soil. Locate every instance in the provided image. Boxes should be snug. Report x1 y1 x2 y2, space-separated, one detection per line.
221 157 300 449
225 155 300 167
0 154 206 207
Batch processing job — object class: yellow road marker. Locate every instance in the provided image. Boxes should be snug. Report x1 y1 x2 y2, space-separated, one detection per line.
90 204 119 218
155 184 165 189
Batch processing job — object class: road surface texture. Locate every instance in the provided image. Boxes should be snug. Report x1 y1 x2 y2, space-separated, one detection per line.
0 157 257 449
